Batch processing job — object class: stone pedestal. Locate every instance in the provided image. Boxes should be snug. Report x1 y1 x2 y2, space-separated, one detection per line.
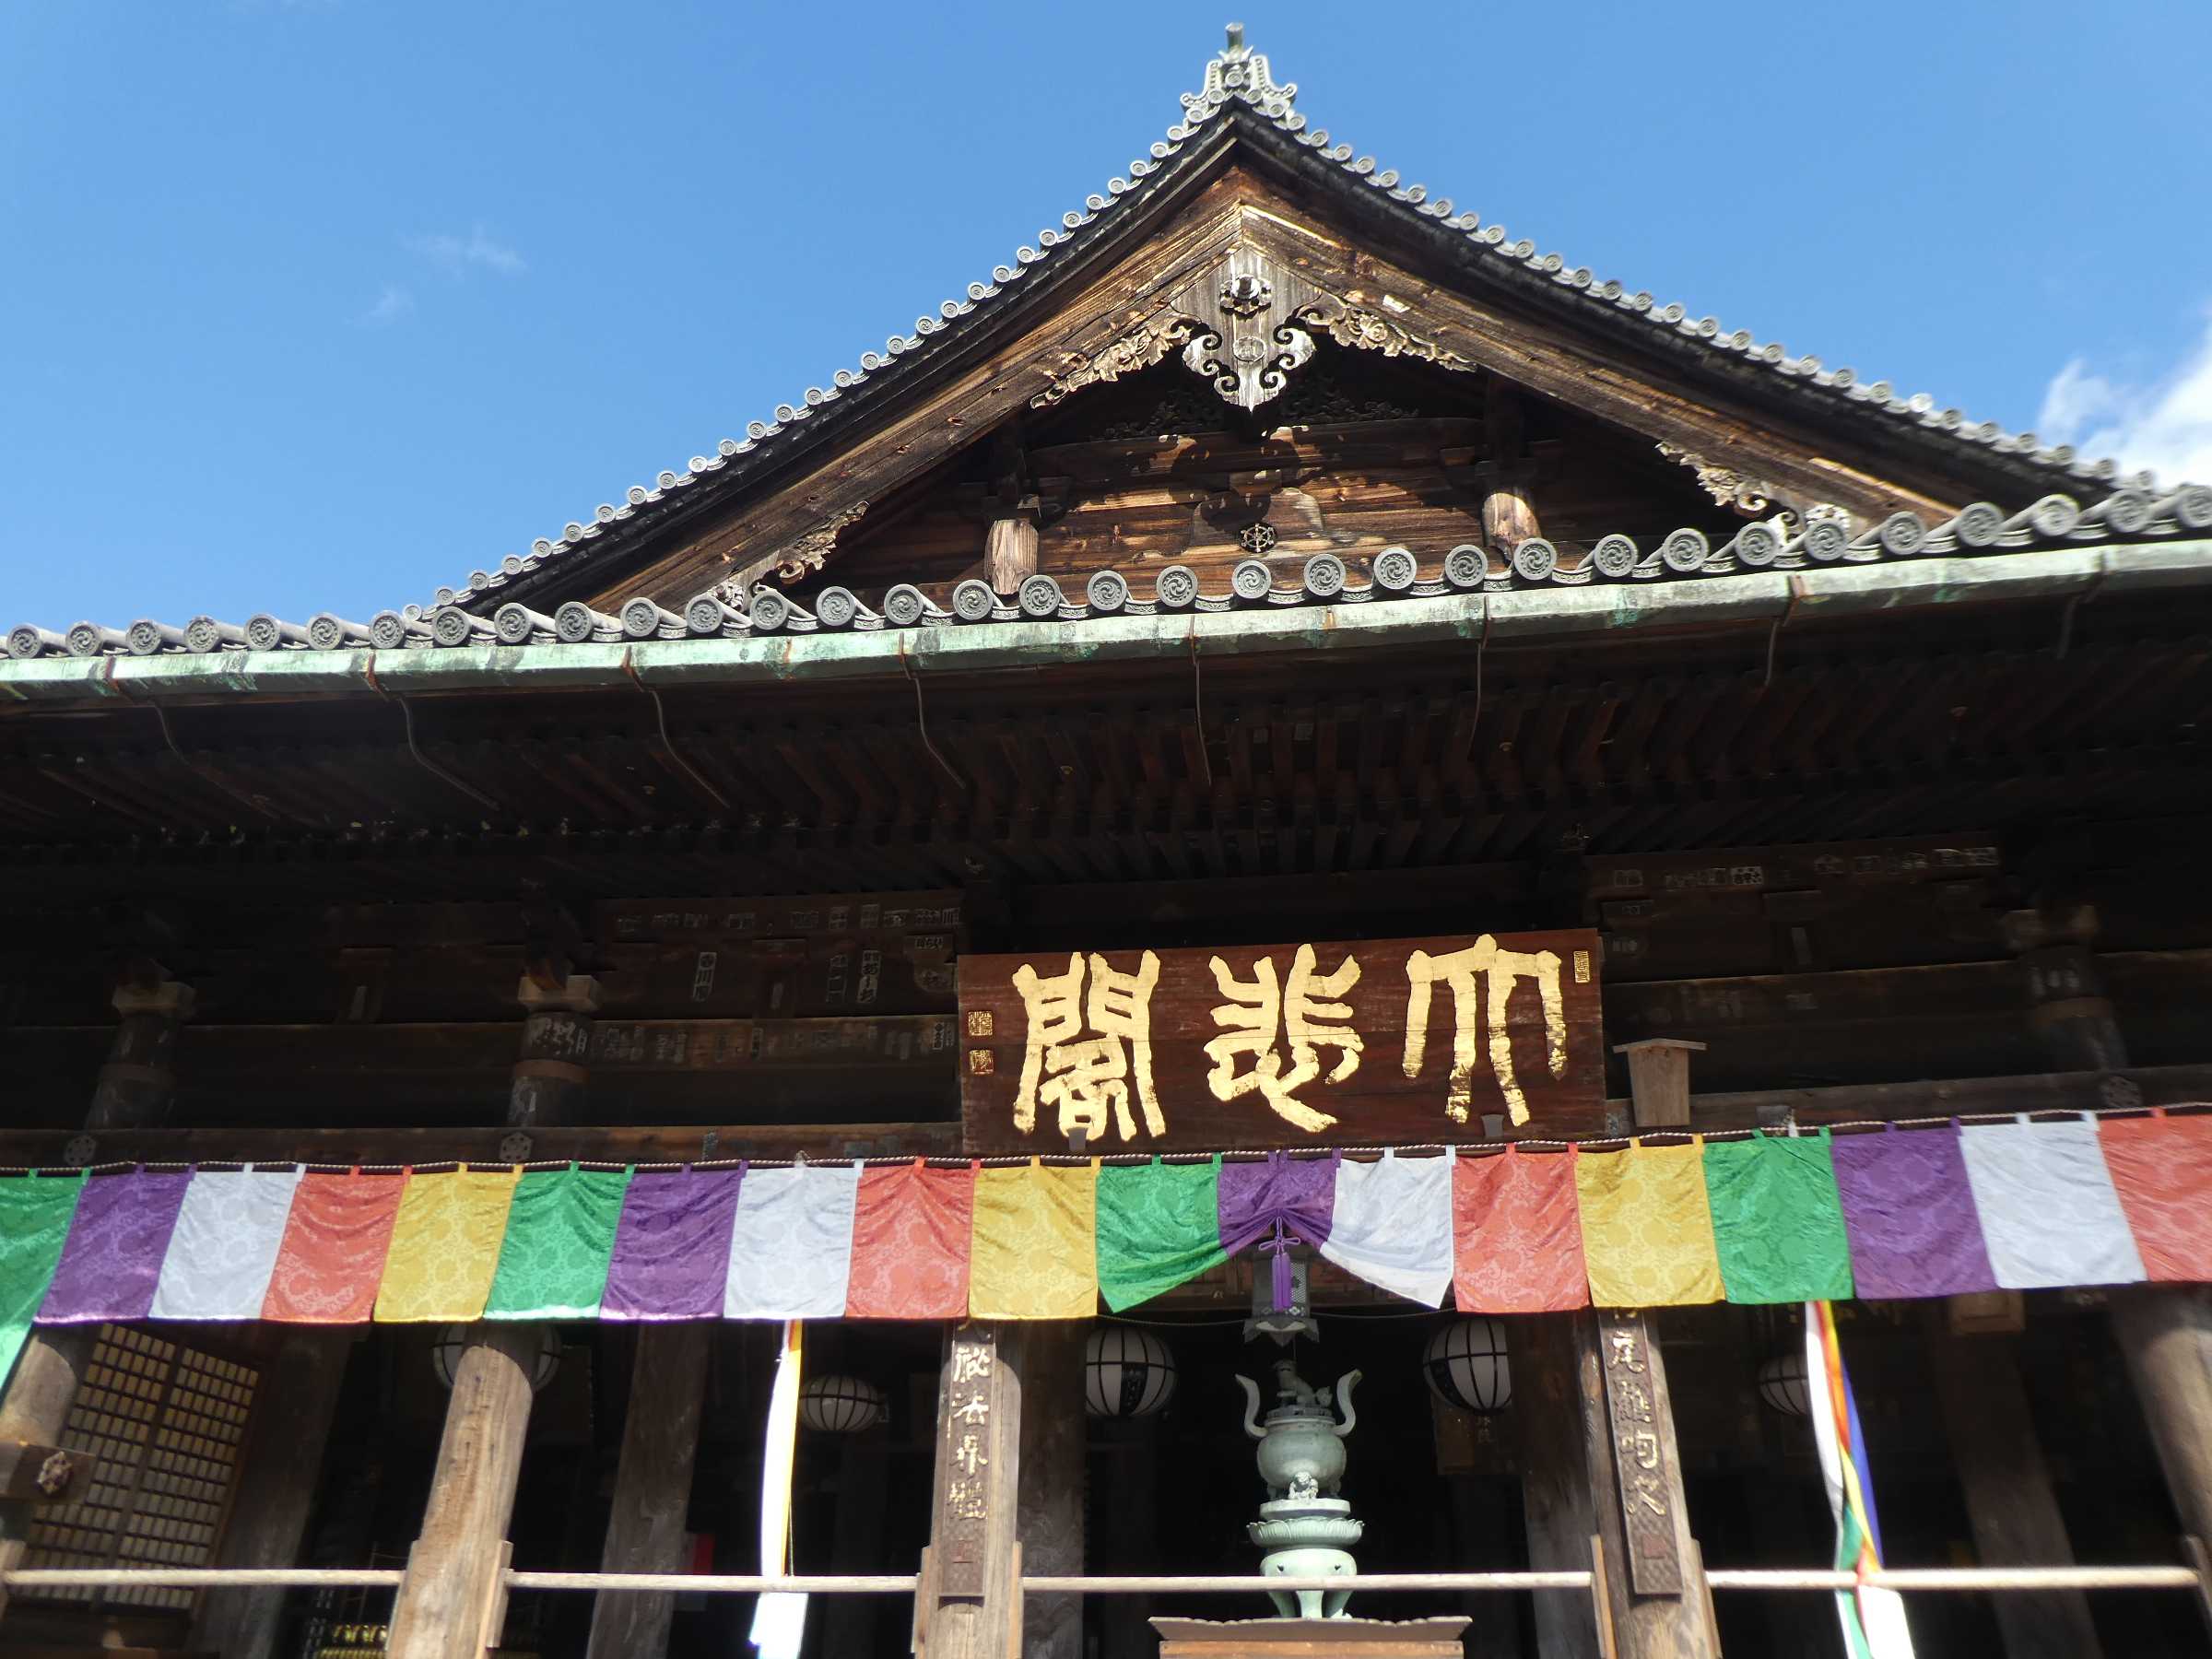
1152 1615 1471 1656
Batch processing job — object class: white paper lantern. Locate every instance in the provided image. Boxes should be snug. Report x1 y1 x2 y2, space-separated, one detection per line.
1423 1316 1512 1412
799 1374 887 1433
1085 1325 1175 1418
431 1324 562 1394
1758 1349 1811 1418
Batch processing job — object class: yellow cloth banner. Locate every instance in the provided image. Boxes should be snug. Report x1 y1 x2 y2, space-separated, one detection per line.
1573 1141 1724 1307
969 1160 1098 1319
373 1166 522 1323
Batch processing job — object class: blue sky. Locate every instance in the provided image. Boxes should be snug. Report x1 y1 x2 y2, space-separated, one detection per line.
3 1 2207 629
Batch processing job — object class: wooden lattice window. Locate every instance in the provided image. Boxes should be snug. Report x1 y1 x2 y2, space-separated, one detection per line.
20 1324 257 1612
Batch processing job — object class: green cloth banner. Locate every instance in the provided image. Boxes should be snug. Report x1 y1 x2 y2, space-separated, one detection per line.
1095 1157 1227 1312
484 1165 631 1319
1702 1131 1854 1303
0 1173 87 1390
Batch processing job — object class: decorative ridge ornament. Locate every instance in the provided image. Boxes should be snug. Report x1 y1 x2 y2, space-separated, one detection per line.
1182 23 1297 121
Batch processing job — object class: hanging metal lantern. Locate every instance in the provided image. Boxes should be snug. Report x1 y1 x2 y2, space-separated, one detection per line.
1085 1325 1176 1418
1423 1316 1512 1413
1758 1349 1811 1418
431 1324 562 1394
799 1374 887 1433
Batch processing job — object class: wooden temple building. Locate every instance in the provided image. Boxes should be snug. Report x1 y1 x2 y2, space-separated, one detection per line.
6 23 2212 1659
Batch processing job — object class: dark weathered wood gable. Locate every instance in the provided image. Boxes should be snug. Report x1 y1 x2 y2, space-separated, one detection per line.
477 120 2063 621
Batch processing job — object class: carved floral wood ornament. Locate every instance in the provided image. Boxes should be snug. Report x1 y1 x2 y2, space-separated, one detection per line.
1032 244 1479 415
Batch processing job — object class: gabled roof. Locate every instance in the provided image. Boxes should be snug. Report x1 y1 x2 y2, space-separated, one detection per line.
428 24 2158 617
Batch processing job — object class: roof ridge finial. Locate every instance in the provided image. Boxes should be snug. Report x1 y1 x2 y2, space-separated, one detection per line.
1182 20 1296 121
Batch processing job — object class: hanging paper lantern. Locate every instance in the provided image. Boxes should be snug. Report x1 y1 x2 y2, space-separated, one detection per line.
1758 1349 1810 1418
431 1324 562 1394
799 1374 887 1433
1423 1316 1512 1412
1085 1325 1176 1418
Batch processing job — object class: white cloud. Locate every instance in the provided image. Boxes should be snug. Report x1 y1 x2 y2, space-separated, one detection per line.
2039 309 2212 488
358 284 414 326
406 225 527 278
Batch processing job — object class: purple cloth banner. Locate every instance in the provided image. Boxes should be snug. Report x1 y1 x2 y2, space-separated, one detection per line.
600 1167 744 1321
38 1169 194 1324
1830 1125 1998 1299
1218 1151 1336 1306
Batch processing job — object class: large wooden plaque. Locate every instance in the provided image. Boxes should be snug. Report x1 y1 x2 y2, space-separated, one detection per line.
959 930 1602 1153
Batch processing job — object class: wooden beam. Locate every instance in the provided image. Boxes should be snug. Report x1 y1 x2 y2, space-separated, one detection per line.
384 1323 539 1659
1926 1322 2104 1659
583 1324 711 1659
0 1120 961 1170
188 1331 354 1659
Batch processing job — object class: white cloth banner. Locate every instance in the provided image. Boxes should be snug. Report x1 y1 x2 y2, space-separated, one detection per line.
149 1168 303 1321
1319 1149 1454 1306
1959 1117 2145 1289
750 1319 807 1659
724 1163 862 1319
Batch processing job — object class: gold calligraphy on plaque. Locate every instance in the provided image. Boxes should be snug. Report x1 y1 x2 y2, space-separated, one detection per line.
1203 943 1364 1132
1401 935 1567 1125
962 929 1599 1150
1008 950 1164 1141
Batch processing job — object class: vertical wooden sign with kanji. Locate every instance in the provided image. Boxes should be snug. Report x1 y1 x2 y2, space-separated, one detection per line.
1596 1311 1685 1595
922 1322 1024 1659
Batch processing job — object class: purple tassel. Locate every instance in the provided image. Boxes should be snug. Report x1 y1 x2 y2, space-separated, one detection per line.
1270 1218 1293 1312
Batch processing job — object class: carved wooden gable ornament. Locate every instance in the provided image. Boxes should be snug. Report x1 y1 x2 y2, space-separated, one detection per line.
443 22 2129 622
1034 238 1477 417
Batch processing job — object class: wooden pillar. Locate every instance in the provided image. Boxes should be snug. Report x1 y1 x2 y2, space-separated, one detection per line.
984 519 1039 595
1576 1310 1719 1659
821 1437 891 1656
85 971 194 1131
1480 379 1542 578
189 1331 355 1659
919 1323 1024 1659
1927 1322 2103 1658
583 1323 712 1659
2009 900 2128 1076
1096 1416 1157 1659
1578 1036 1722 1658
1512 1315 1602 1659
510 972 598 1129
1016 1323 1085 1659
0 968 194 1626
2112 1288 2212 1545
982 427 1040 595
0 1332 97 1626
385 1323 540 1659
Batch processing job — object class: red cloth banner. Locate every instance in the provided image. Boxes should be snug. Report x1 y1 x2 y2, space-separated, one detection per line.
844 1161 975 1319
1451 1147 1589 1312
2099 1113 2212 1282
263 1171 407 1323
